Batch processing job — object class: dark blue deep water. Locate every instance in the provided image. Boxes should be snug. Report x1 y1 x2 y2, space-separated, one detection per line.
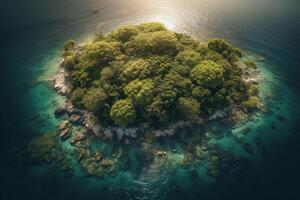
0 0 300 200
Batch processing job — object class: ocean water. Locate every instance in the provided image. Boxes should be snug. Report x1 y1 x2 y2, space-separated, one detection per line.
0 0 300 200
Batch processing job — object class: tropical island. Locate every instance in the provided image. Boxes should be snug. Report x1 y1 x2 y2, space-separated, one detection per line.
29 22 262 179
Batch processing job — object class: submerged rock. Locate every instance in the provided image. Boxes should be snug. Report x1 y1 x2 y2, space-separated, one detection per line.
115 128 125 142
100 159 114 168
70 132 86 144
156 150 167 157
124 137 130 145
54 107 66 117
90 152 103 162
208 110 226 121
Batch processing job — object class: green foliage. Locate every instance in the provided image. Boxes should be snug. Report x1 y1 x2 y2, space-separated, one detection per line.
190 61 224 89
124 31 178 56
82 88 107 113
208 38 242 62
100 67 115 82
177 97 200 120
64 40 76 51
123 79 154 105
242 96 260 110
122 59 150 82
71 88 86 108
110 99 136 126
192 86 211 102
108 24 139 42
176 50 202 67
80 41 119 64
62 22 259 127
137 22 167 32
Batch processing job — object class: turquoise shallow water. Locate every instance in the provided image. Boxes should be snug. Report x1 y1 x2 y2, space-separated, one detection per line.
0 0 300 199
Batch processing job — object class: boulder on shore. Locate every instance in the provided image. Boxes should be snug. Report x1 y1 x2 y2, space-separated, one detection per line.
70 132 86 144
53 68 69 95
59 128 71 139
59 120 70 131
69 114 82 124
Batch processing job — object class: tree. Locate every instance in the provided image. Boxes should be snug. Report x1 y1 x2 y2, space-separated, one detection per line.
123 79 154 105
176 50 202 67
137 22 167 32
242 96 260 110
191 86 211 102
110 99 136 126
100 67 114 82
82 88 107 113
208 38 242 62
163 72 192 96
190 61 224 89
80 41 119 64
71 88 86 108
122 59 150 82
108 24 139 42
146 96 169 124
177 97 200 120
125 31 178 56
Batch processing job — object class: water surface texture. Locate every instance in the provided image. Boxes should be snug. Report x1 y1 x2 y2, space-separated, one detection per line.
0 0 300 200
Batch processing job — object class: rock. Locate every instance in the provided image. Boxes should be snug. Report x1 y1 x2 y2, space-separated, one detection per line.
77 153 84 162
65 101 74 114
70 132 86 144
90 152 103 162
103 129 114 140
100 159 113 168
69 114 82 124
245 78 258 85
115 128 125 142
54 107 66 117
59 120 70 130
59 128 71 139
75 132 86 141
156 150 167 156
53 68 69 95
195 118 205 126
127 128 138 138
277 115 287 122
208 110 226 121
195 146 205 160
242 143 253 154
124 137 130 145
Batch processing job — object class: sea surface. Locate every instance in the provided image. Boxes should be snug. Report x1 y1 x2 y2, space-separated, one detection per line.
0 0 300 200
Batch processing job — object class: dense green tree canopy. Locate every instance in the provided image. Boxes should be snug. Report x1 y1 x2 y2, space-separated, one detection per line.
190 60 224 89
110 99 136 126
62 22 259 127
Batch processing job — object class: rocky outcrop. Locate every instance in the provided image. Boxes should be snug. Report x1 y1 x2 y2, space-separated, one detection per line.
53 67 69 95
208 110 226 121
